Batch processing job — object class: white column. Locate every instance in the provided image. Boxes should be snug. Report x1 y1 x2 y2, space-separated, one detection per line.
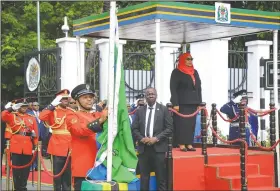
245 40 272 141
95 38 126 100
245 40 272 109
155 19 161 102
272 30 280 186
190 38 230 136
151 43 181 105
56 37 87 91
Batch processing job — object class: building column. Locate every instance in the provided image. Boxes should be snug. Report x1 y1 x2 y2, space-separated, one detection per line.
56 37 87 91
151 43 181 105
245 40 272 142
190 38 230 136
95 39 126 100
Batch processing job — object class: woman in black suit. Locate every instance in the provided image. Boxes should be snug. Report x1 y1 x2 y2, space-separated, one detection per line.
170 52 202 151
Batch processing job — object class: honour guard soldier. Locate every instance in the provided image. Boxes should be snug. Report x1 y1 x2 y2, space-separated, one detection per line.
220 90 258 146
65 84 108 191
39 89 72 191
130 94 145 112
1 99 38 191
129 94 145 121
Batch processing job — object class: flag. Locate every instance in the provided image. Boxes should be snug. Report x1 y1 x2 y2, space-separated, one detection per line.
86 9 138 183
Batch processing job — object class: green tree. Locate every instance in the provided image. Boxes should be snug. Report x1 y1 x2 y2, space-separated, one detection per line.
1 1 103 101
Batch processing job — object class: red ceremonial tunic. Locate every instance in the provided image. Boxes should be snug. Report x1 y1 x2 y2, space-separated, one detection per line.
66 111 101 177
1 110 38 155
39 106 73 157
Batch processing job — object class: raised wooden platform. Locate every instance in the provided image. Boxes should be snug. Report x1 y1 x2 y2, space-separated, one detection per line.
172 147 279 190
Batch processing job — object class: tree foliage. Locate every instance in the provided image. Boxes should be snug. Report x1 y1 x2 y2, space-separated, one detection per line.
1 1 103 101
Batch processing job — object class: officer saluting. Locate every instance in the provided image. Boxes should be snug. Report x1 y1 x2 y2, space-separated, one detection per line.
220 90 258 146
1 98 38 191
39 89 72 191
65 84 108 191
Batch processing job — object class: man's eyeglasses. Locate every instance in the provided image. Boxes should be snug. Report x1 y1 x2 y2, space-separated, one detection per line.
186 58 194 61
69 102 76 104
33 105 39 106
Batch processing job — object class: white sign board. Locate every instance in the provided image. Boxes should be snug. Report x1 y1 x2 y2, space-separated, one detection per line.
264 60 280 90
215 2 231 24
26 57 40 91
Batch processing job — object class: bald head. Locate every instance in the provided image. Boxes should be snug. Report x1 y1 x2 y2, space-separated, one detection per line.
145 87 157 106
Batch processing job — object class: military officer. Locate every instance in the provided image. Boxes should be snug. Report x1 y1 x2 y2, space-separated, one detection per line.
129 94 145 122
39 89 72 191
65 84 108 191
220 90 258 146
1 99 38 191
130 94 145 111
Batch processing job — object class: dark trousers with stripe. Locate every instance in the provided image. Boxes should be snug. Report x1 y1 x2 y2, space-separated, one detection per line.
53 155 71 191
12 153 32 191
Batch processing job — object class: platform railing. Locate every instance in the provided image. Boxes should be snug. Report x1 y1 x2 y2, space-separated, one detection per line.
167 136 173 191
211 101 279 190
200 102 208 165
166 103 174 190
211 103 218 146
269 103 278 187
239 101 248 191
163 102 279 191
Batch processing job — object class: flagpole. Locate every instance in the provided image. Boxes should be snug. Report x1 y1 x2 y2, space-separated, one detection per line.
37 1 40 52
37 1 41 103
107 1 116 182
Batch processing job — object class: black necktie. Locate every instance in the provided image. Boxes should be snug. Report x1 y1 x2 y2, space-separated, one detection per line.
146 107 153 137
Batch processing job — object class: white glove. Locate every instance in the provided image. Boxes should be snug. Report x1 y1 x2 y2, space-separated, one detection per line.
51 95 63 106
134 99 140 106
12 103 23 111
232 95 242 104
5 102 12 109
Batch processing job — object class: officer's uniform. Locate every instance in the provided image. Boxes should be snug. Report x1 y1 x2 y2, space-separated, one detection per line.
129 94 144 112
129 94 145 123
1 104 7 176
220 90 258 146
1 99 38 191
39 89 72 191
66 84 105 191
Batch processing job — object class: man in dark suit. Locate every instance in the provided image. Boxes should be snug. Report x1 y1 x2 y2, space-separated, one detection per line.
27 101 48 170
132 87 173 191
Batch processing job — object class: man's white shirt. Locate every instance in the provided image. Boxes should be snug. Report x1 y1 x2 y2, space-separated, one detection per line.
145 103 156 137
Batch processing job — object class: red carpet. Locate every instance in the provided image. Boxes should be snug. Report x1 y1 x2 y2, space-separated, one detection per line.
2 165 53 186
172 147 280 191
2 148 280 190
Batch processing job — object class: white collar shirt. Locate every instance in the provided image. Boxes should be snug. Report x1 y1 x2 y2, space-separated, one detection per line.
145 102 156 137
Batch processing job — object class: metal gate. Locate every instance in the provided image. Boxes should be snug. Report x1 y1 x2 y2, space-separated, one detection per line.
85 48 100 98
123 52 155 104
24 47 61 108
228 44 250 100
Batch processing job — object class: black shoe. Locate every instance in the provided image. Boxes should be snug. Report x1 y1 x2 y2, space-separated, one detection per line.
43 155 51 159
180 148 188 152
187 147 196 151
